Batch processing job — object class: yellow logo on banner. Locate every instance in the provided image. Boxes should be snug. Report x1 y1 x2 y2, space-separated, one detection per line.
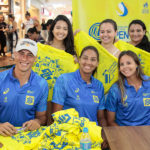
116 2 128 17
25 96 34 105
143 98 150 106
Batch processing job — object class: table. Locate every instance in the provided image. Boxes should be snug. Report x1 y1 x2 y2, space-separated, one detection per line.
103 126 150 150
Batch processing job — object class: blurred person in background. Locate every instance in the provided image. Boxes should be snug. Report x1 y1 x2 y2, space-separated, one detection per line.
0 14 7 57
33 19 41 34
27 27 45 44
7 14 18 60
41 18 47 41
22 11 34 38
46 19 53 42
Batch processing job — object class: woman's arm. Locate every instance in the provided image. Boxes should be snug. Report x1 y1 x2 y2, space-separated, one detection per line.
52 103 63 113
47 75 66 125
97 110 108 149
47 103 63 125
107 110 119 126
97 110 107 127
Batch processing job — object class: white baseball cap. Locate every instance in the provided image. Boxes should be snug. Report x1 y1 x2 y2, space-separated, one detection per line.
15 39 38 56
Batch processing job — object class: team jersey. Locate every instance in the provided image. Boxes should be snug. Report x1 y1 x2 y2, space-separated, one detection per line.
52 69 105 124
106 76 150 126
0 66 48 126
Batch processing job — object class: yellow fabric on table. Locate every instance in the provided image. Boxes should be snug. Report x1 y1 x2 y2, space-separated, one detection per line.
0 127 46 150
74 31 150 93
0 109 103 150
32 43 79 101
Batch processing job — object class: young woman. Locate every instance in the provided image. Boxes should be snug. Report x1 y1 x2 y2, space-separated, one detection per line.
99 19 120 58
47 15 76 55
7 14 18 60
106 50 150 126
52 46 106 126
128 20 150 52
36 15 76 126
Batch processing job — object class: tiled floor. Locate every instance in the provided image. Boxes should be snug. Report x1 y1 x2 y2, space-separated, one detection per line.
0 53 15 72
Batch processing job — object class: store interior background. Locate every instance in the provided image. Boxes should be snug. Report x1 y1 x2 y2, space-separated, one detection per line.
0 0 72 38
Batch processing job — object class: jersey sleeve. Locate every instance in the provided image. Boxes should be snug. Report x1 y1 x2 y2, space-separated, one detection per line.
51 75 66 106
0 70 9 87
98 83 105 110
105 84 118 112
36 80 49 112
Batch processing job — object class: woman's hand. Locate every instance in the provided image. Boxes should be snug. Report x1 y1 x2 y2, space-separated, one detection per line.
73 29 81 36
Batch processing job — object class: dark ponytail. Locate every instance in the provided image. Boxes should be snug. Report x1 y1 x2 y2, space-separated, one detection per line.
128 19 150 52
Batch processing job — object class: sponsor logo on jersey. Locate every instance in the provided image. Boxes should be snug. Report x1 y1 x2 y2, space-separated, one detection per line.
3 88 9 94
93 95 99 103
25 95 35 105
143 98 150 106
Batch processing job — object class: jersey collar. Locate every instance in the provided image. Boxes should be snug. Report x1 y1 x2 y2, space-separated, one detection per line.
124 75 150 88
75 69 94 87
9 65 34 85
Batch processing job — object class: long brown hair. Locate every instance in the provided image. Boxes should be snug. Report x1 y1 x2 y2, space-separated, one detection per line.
118 50 144 103
48 15 75 55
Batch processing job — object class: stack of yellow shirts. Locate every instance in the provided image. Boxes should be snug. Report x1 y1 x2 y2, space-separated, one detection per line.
0 108 103 150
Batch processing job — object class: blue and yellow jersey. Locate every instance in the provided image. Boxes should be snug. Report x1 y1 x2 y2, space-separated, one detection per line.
52 69 105 124
106 75 150 126
0 66 48 126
